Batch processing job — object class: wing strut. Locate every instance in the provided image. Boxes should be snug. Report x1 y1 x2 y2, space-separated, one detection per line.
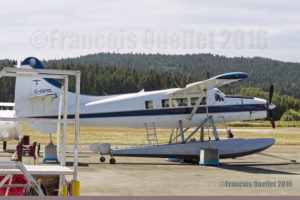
188 89 206 120
184 115 219 143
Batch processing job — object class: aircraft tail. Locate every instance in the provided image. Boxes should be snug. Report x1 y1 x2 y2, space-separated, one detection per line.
15 57 63 133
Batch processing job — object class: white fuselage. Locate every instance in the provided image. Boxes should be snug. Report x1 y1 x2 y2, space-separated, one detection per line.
14 61 269 133
15 86 269 132
76 88 267 128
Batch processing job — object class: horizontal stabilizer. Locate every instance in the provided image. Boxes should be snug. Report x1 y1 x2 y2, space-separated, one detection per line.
30 93 58 100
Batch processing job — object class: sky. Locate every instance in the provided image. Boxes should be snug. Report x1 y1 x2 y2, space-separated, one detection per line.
1 0 300 62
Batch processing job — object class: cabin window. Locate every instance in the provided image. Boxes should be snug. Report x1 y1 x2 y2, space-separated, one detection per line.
172 98 188 107
191 97 206 105
162 99 170 107
145 100 153 109
215 93 224 102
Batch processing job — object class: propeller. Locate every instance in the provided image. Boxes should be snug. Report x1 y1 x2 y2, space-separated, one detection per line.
267 85 276 128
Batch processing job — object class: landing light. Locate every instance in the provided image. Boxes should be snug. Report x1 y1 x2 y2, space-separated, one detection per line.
258 104 266 109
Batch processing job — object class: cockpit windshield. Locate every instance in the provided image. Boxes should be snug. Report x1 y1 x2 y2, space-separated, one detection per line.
214 90 225 102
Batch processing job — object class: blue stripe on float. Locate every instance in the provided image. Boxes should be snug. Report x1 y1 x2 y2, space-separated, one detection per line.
33 104 266 119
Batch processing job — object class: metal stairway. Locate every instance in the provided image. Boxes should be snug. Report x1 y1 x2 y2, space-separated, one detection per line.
145 122 158 146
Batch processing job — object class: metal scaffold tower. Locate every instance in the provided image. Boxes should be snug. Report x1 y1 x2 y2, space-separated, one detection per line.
0 66 81 196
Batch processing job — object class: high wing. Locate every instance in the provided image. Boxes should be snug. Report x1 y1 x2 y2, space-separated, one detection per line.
168 72 248 120
169 72 248 96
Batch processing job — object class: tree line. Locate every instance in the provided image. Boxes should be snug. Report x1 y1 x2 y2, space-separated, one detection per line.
1 53 300 121
44 53 300 99
0 61 197 101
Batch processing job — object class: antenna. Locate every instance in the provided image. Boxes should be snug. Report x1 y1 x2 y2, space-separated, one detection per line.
174 81 180 88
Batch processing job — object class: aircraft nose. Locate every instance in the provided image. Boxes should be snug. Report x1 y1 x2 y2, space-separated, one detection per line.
269 103 276 110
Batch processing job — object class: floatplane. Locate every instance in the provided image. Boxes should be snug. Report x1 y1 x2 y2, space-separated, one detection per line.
11 57 276 164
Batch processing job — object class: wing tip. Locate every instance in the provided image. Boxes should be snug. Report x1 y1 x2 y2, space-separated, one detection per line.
216 72 248 80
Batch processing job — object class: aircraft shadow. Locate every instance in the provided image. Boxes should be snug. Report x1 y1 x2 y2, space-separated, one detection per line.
66 155 89 158
66 161 89 167
0 150 16 154
86 160 196 166
44 161 90 167
219 162 299 175
85 161 300 175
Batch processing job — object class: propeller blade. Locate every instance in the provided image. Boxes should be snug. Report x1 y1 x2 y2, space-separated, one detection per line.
269 109 272 119
271 118 276 129
269 110 276 129
269 85 274 103
267 85 275 128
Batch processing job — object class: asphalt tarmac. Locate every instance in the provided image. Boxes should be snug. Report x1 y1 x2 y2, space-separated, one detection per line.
0 144 299 196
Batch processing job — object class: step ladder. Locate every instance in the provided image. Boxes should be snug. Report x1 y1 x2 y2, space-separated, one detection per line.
145 122 158 146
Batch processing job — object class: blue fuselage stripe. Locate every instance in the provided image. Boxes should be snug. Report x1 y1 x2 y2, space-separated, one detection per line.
34 104 265 119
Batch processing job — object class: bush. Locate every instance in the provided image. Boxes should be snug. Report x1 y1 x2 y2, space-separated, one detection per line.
280 109 300 121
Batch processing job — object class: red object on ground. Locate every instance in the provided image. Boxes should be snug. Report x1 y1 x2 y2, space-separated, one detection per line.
23 136 30 145
15 135 36 162
22 145 36 157
0 175 28 196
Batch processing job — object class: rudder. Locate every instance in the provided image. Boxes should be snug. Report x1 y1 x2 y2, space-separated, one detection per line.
15 57 61 133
